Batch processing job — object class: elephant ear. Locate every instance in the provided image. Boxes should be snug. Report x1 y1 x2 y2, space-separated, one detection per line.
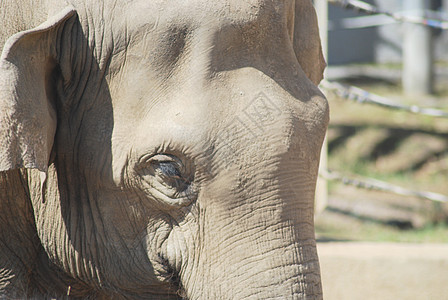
293 0 326 85
0 7 76 173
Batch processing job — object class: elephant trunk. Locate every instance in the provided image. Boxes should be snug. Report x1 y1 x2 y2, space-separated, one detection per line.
183 222 322 298
179 174 323 299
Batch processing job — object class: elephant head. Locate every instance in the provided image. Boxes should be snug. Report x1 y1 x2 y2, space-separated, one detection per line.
0 0 328 298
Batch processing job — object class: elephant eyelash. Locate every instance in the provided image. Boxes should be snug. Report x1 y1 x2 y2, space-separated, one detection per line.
155 162 183 180
152 161 191 193
135 153 194 196
148 154 189 181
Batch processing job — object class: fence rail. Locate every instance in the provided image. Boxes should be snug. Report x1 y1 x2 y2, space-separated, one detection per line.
320 80 448 118
320 169 448 203
329 0 448 29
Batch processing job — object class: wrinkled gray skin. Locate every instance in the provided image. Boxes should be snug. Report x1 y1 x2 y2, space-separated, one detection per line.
0 0 328 298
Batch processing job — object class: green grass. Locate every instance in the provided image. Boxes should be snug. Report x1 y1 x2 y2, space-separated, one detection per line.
316 219 448 243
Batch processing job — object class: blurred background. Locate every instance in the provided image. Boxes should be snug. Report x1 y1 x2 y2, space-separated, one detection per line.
312 1 448 298
314 0 448 243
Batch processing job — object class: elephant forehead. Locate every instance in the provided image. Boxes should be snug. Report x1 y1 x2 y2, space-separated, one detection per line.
103 0 294 60
133 95 212 146
108 57 327 160
119 0 292 25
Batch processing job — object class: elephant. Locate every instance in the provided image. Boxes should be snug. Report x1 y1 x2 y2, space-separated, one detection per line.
0 0 328 299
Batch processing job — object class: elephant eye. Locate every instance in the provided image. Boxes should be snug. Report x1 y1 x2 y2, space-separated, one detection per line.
152 159 189 192
136 153 196 206
156 161 182 179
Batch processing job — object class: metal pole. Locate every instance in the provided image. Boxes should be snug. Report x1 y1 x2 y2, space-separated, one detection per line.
403 0 434 95
314 0 328 214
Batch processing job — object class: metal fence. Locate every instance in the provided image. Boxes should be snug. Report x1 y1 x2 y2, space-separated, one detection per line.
319 0 448 204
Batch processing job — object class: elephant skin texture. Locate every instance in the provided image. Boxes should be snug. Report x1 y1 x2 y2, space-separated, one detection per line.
0 0 328 299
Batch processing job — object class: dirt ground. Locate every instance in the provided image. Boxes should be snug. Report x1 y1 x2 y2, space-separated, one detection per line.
317 242 448 300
